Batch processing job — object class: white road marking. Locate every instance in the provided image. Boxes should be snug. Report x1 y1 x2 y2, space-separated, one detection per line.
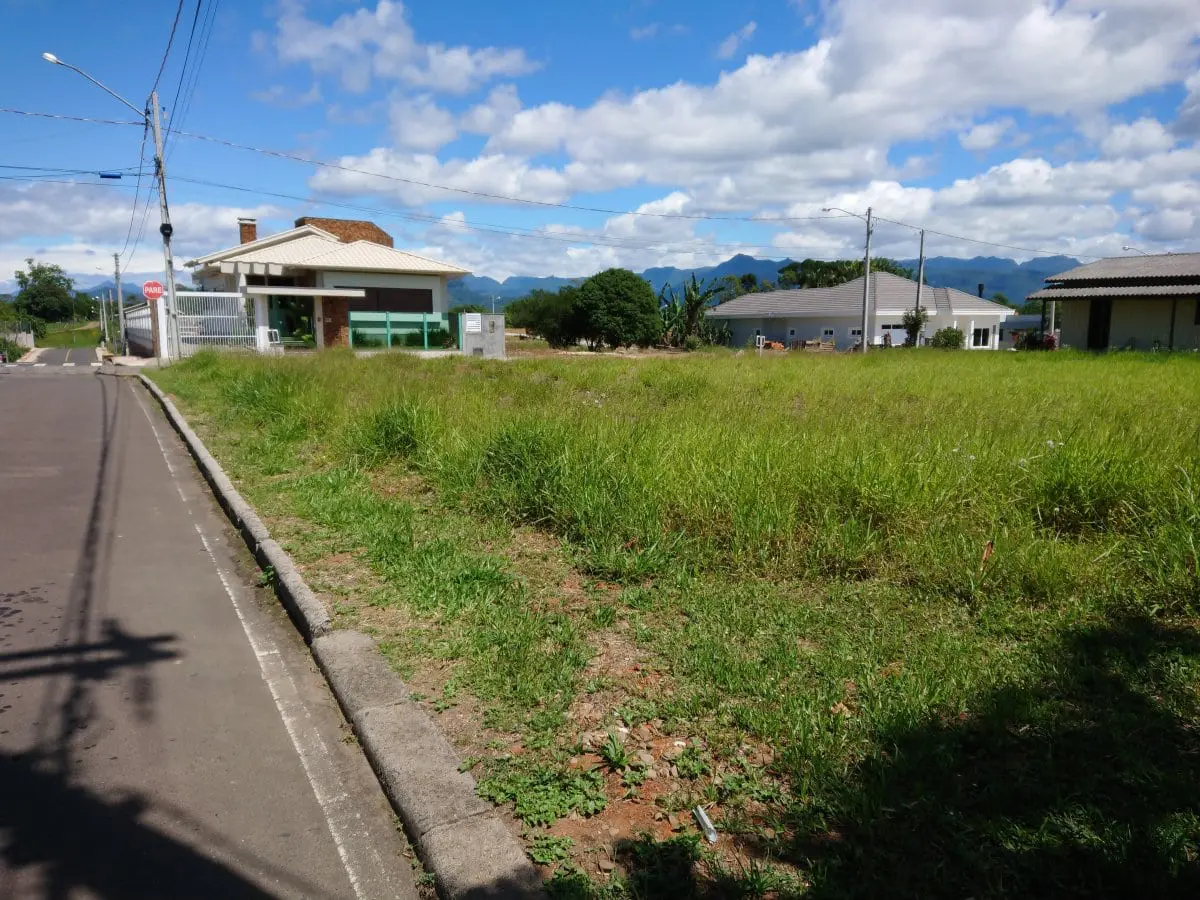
91 362 102 367
62 362 75 367
33 363 46 367
134 378 378 899
194 523 370 900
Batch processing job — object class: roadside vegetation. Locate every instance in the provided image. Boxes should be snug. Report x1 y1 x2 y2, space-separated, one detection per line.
154 349 1200 898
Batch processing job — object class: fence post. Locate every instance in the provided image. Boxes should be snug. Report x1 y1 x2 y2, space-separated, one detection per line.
423 312 429 349
386 311 392 348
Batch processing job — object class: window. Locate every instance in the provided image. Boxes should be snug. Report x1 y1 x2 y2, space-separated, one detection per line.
340 286 433 313
972 327 991 347
788 328 796 337
822 328 835 339
849 327 862 337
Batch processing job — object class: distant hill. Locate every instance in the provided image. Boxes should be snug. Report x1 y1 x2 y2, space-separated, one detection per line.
449 254 1081 308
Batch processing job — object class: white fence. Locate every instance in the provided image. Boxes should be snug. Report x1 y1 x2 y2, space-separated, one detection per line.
125 302 155 356
175 292 256 357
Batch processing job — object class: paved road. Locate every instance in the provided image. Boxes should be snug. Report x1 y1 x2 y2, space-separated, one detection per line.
2 347 102 368
0 366 417 899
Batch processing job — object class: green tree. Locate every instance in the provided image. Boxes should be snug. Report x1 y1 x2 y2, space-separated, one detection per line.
739 273 759 294
777 258 916 289
578 268 661 349
506 288 584 347
13 258 74 323
714 274 744 304
659 274 719 348
902 307 929 347
991 291 1015 308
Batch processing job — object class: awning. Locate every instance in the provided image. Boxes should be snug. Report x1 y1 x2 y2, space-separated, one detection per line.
242 285 366 298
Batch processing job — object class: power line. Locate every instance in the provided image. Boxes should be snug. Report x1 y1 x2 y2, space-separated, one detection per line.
172 174 846 257
152 0 188 94
0 163 146 175
169 128 852 224
873 214 1101 260
119 125 153 261
123 183 160 268
164 0 204 153
0 175 134 187
169 0 220 161
0 108 143 126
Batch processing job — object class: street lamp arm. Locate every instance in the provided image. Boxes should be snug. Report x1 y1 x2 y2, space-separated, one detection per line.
822 206 865 222
42 52 146 119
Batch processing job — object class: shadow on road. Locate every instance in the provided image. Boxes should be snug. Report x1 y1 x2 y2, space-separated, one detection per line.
0 375 338 899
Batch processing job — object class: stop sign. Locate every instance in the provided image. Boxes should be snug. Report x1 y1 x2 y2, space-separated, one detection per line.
143 280 164 301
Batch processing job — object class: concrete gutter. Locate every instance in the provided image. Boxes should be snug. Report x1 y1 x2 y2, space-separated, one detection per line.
138 373 543 899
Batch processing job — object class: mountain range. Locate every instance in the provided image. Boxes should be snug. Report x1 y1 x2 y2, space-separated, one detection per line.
448 254 1082 307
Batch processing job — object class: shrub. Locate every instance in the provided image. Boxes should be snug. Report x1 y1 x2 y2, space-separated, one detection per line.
683 335 701 351
930 326 965 349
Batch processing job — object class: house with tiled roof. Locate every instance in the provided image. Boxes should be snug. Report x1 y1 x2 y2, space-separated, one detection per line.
1028 253 1200 351
185 217 469 350
708 272 1013 349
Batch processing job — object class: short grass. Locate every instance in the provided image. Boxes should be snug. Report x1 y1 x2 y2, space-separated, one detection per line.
37 322 101 349
153 348 1200 898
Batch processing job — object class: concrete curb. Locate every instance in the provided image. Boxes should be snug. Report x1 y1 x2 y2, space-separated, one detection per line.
138 374 544 900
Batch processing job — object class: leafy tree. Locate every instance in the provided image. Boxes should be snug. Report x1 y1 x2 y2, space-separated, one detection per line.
506 288 585 348
902 307 930 347
659 274 719 348
991 291 1015 308
777 258 916 289
739 273 759 294
930 326 966 349
13 258 74 323
578 268 661 349
714 274 744 305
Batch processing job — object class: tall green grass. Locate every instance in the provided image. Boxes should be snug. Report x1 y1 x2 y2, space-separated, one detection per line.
161 348 1200 616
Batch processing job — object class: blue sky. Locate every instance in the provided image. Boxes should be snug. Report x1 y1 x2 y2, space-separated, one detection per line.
2 0 1199 288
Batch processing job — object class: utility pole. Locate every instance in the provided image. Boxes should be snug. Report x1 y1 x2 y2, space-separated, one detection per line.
99 289 108 345
860 206 873 353
114 253 126 357
149 90 179 360
914 228 926 346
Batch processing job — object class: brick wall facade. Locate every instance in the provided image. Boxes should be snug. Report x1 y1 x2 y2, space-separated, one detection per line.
294 217 394 248
322 297 350 348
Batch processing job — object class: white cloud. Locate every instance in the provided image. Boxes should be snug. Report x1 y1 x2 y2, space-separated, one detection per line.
1101 117 1177 157
631 24 659 41
251 83 322 108
1176 70 1200 136
716 22 757 60
460 85 523 135
958 118 1014 151
273 0 539 94
1134 208 1197 241
388 94 458 151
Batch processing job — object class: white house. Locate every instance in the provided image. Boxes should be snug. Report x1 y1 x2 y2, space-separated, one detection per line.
708 272 1014 350
185 216 469 350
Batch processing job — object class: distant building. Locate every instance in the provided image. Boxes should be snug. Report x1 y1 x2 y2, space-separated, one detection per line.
707 272 1013 350
1028 253 1200 351
998 314 1045 349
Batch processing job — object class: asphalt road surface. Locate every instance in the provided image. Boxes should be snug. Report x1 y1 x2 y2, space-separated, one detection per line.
0 366 418 900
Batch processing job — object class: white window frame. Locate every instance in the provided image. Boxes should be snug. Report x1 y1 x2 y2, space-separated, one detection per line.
821 327 835 339
972 326 991 348
849 327 863 337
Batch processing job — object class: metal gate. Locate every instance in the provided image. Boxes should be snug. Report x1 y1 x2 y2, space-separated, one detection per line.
174 291 256 356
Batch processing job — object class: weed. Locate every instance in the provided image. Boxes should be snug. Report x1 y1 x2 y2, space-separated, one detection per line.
674 747 710 780
528 833 575 866
477 760 607 826
256 565 277 588
598 732 632 772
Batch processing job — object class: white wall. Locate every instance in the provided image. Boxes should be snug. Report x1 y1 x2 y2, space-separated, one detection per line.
720 312 1010 350
316 271 449 313
1058 298 1199 350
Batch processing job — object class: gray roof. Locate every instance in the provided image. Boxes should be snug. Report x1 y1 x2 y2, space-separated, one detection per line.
1046 253 1200 282
708 272 1012 319
1001 314 1044 331
1028 283 1200 301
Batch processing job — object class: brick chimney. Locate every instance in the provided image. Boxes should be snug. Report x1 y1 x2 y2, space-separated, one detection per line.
294 217 393 248
238 217 258 244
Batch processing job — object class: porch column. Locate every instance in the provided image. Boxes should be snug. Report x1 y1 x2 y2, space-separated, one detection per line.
322 297 351 348
253 295 270 352
991 324 999 350
313 296 324 349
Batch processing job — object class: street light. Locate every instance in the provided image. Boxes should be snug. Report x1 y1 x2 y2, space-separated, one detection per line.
823 206 874 353
43 51 178 361
1122 245 1151 256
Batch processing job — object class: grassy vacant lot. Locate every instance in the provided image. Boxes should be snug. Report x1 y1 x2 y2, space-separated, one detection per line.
37 321 101 348
154 349 1200 898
